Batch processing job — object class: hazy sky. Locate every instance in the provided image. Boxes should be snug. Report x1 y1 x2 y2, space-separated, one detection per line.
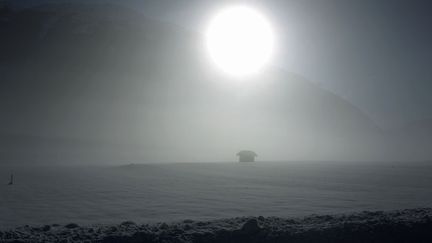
10 0 432 128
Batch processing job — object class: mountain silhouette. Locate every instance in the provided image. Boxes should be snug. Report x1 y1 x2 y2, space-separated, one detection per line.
1 4 420 163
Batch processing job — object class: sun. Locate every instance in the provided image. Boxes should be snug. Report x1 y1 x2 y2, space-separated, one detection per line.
205 6 275 78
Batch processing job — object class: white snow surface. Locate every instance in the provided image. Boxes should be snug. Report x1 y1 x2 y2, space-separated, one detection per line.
1 161 432 228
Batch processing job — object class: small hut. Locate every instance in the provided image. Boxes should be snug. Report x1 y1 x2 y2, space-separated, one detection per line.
236 150 257 162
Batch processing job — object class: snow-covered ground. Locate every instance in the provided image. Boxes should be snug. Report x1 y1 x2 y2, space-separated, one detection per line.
2 208 432 242
1 161 432 228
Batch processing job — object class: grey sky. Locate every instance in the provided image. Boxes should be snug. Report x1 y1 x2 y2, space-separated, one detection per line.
12 0 432 128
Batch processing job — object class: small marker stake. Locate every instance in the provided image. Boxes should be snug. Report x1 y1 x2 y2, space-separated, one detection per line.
8 174 13 185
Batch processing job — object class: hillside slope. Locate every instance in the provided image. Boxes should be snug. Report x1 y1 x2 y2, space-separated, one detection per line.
0 4 391 162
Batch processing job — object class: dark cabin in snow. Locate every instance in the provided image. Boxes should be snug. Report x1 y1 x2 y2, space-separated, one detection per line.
237 150 257 162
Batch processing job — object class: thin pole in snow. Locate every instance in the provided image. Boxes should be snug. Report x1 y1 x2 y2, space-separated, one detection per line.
8 173 13 185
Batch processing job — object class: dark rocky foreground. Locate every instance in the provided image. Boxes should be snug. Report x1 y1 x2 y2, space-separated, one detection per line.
2 208 432 243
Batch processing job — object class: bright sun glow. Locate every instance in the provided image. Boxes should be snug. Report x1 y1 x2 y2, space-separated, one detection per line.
206 6 275 78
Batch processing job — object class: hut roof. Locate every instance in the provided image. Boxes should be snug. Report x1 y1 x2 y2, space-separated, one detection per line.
236 150 257 156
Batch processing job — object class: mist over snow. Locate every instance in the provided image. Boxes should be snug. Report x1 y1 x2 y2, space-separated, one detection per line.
2 161 432 228
1 3 432 242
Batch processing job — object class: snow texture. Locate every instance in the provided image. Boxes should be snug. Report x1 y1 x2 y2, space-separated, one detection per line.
2 161 432 229
1 208 432 242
